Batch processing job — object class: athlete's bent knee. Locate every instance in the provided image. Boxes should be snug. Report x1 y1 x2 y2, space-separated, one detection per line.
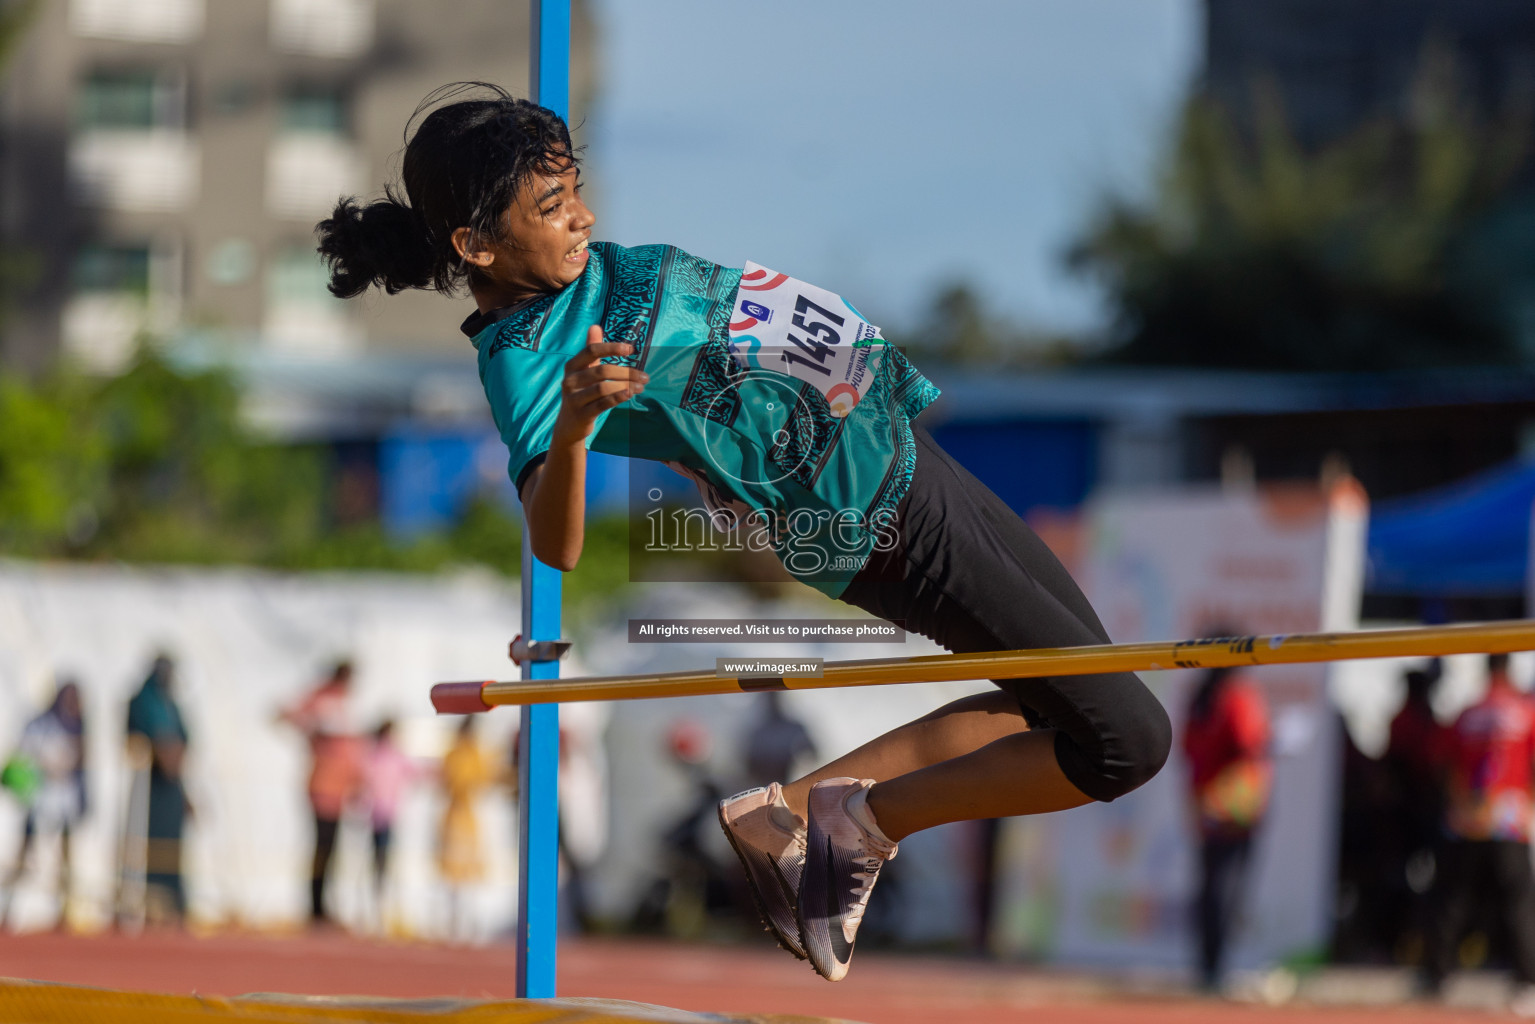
1109 681 1173 797
1053 675 1171 802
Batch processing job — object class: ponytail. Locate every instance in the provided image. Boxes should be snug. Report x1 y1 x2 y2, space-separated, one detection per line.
317 192 435 298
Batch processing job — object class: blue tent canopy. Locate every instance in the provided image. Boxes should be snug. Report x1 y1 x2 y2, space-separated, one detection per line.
1367 459 1535 596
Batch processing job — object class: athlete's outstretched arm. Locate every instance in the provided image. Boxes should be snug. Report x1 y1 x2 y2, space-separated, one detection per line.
521 326 646 570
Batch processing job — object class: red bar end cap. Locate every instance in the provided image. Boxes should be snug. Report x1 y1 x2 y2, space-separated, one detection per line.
432 681 492 715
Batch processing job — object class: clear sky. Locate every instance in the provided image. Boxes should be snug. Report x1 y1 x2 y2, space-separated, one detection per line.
583 0 1201 342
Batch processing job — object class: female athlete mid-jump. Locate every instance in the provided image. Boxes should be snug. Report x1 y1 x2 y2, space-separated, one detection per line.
318 83 1170 981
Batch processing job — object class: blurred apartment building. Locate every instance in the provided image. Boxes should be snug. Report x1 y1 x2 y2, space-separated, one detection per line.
1206 0 1535 149
1204 0 1535 358
0 0 588 402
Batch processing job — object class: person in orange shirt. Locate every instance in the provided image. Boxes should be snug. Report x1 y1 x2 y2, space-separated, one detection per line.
1423 654 1535 1009
1182 663 1272 992
279 660 364 926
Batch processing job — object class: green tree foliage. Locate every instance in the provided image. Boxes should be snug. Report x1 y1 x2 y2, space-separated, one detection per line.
0 372 103 551
1071 60 1530 370
0 350 635 611
886 283 1083 368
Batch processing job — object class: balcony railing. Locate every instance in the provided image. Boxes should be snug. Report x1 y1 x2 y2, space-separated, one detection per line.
70 0 204 43
265 134 364 221
61 293 181 372
270 0 374 58
69 130 200 213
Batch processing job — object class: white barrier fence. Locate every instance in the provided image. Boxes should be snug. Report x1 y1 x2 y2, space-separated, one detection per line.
0 561 527 937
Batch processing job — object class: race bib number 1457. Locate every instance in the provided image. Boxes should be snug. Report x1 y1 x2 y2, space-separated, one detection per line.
727 262 885 419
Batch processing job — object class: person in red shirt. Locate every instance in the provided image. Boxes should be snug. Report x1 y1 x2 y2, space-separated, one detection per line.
1424 653 1535 1000
1388 667 1448 848
1384 665 1447 954
1182 662 1272 992
279 660 364 926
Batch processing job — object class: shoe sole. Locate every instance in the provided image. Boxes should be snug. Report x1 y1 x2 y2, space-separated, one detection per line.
717 801 808 961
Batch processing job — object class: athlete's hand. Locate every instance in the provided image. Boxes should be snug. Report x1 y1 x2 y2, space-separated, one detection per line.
551 325 647 448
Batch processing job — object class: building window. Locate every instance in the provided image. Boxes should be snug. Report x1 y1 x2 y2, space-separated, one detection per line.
263 245 360 355
270 0 374 59
205 238 256 287
70 0 204 44
62 240 182 372
76 69 184 130
266 86 361 220
74 244 152 298
279 86 348 136
267 246 335 307
70 70 198 213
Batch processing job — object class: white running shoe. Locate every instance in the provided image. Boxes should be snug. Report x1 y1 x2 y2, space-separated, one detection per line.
717 782 807 959
796 777 897 982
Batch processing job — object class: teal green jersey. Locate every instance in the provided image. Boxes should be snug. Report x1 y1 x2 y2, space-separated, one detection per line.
466 241 940 598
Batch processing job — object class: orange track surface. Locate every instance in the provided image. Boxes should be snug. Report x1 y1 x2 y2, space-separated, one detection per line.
0 930 1509 1024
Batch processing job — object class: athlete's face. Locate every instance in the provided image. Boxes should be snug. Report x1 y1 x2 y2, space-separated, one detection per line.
455 159 594 307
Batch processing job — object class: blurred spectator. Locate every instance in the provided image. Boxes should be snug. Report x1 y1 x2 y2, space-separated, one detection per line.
505 703 612 934
635 719 738 937
1333 705 1397 963
1 680 86 929
125 655 191 924
1423 654 1535 1009
742 691 816 787
1182 663 1272 992
438 716 493 940
362 719 419 905
279 660 363 927
1384 664 1448 960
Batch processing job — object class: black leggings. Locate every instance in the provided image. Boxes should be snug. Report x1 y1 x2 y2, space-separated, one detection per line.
312 813 339 920
840 423 1171 802
1426 839 1535 985
1197 834 1254 987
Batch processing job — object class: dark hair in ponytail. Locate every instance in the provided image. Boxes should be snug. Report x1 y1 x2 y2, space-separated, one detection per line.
316 82 578 298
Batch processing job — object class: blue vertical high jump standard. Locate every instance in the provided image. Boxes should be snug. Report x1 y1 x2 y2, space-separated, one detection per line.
517 0 569 1000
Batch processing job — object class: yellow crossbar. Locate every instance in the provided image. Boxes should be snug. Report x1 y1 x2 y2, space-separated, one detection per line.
430 619 1535 712
0 978 850 1023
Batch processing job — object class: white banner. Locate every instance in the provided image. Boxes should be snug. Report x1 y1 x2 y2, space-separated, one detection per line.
993 482 1367 971
0 561 614 939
